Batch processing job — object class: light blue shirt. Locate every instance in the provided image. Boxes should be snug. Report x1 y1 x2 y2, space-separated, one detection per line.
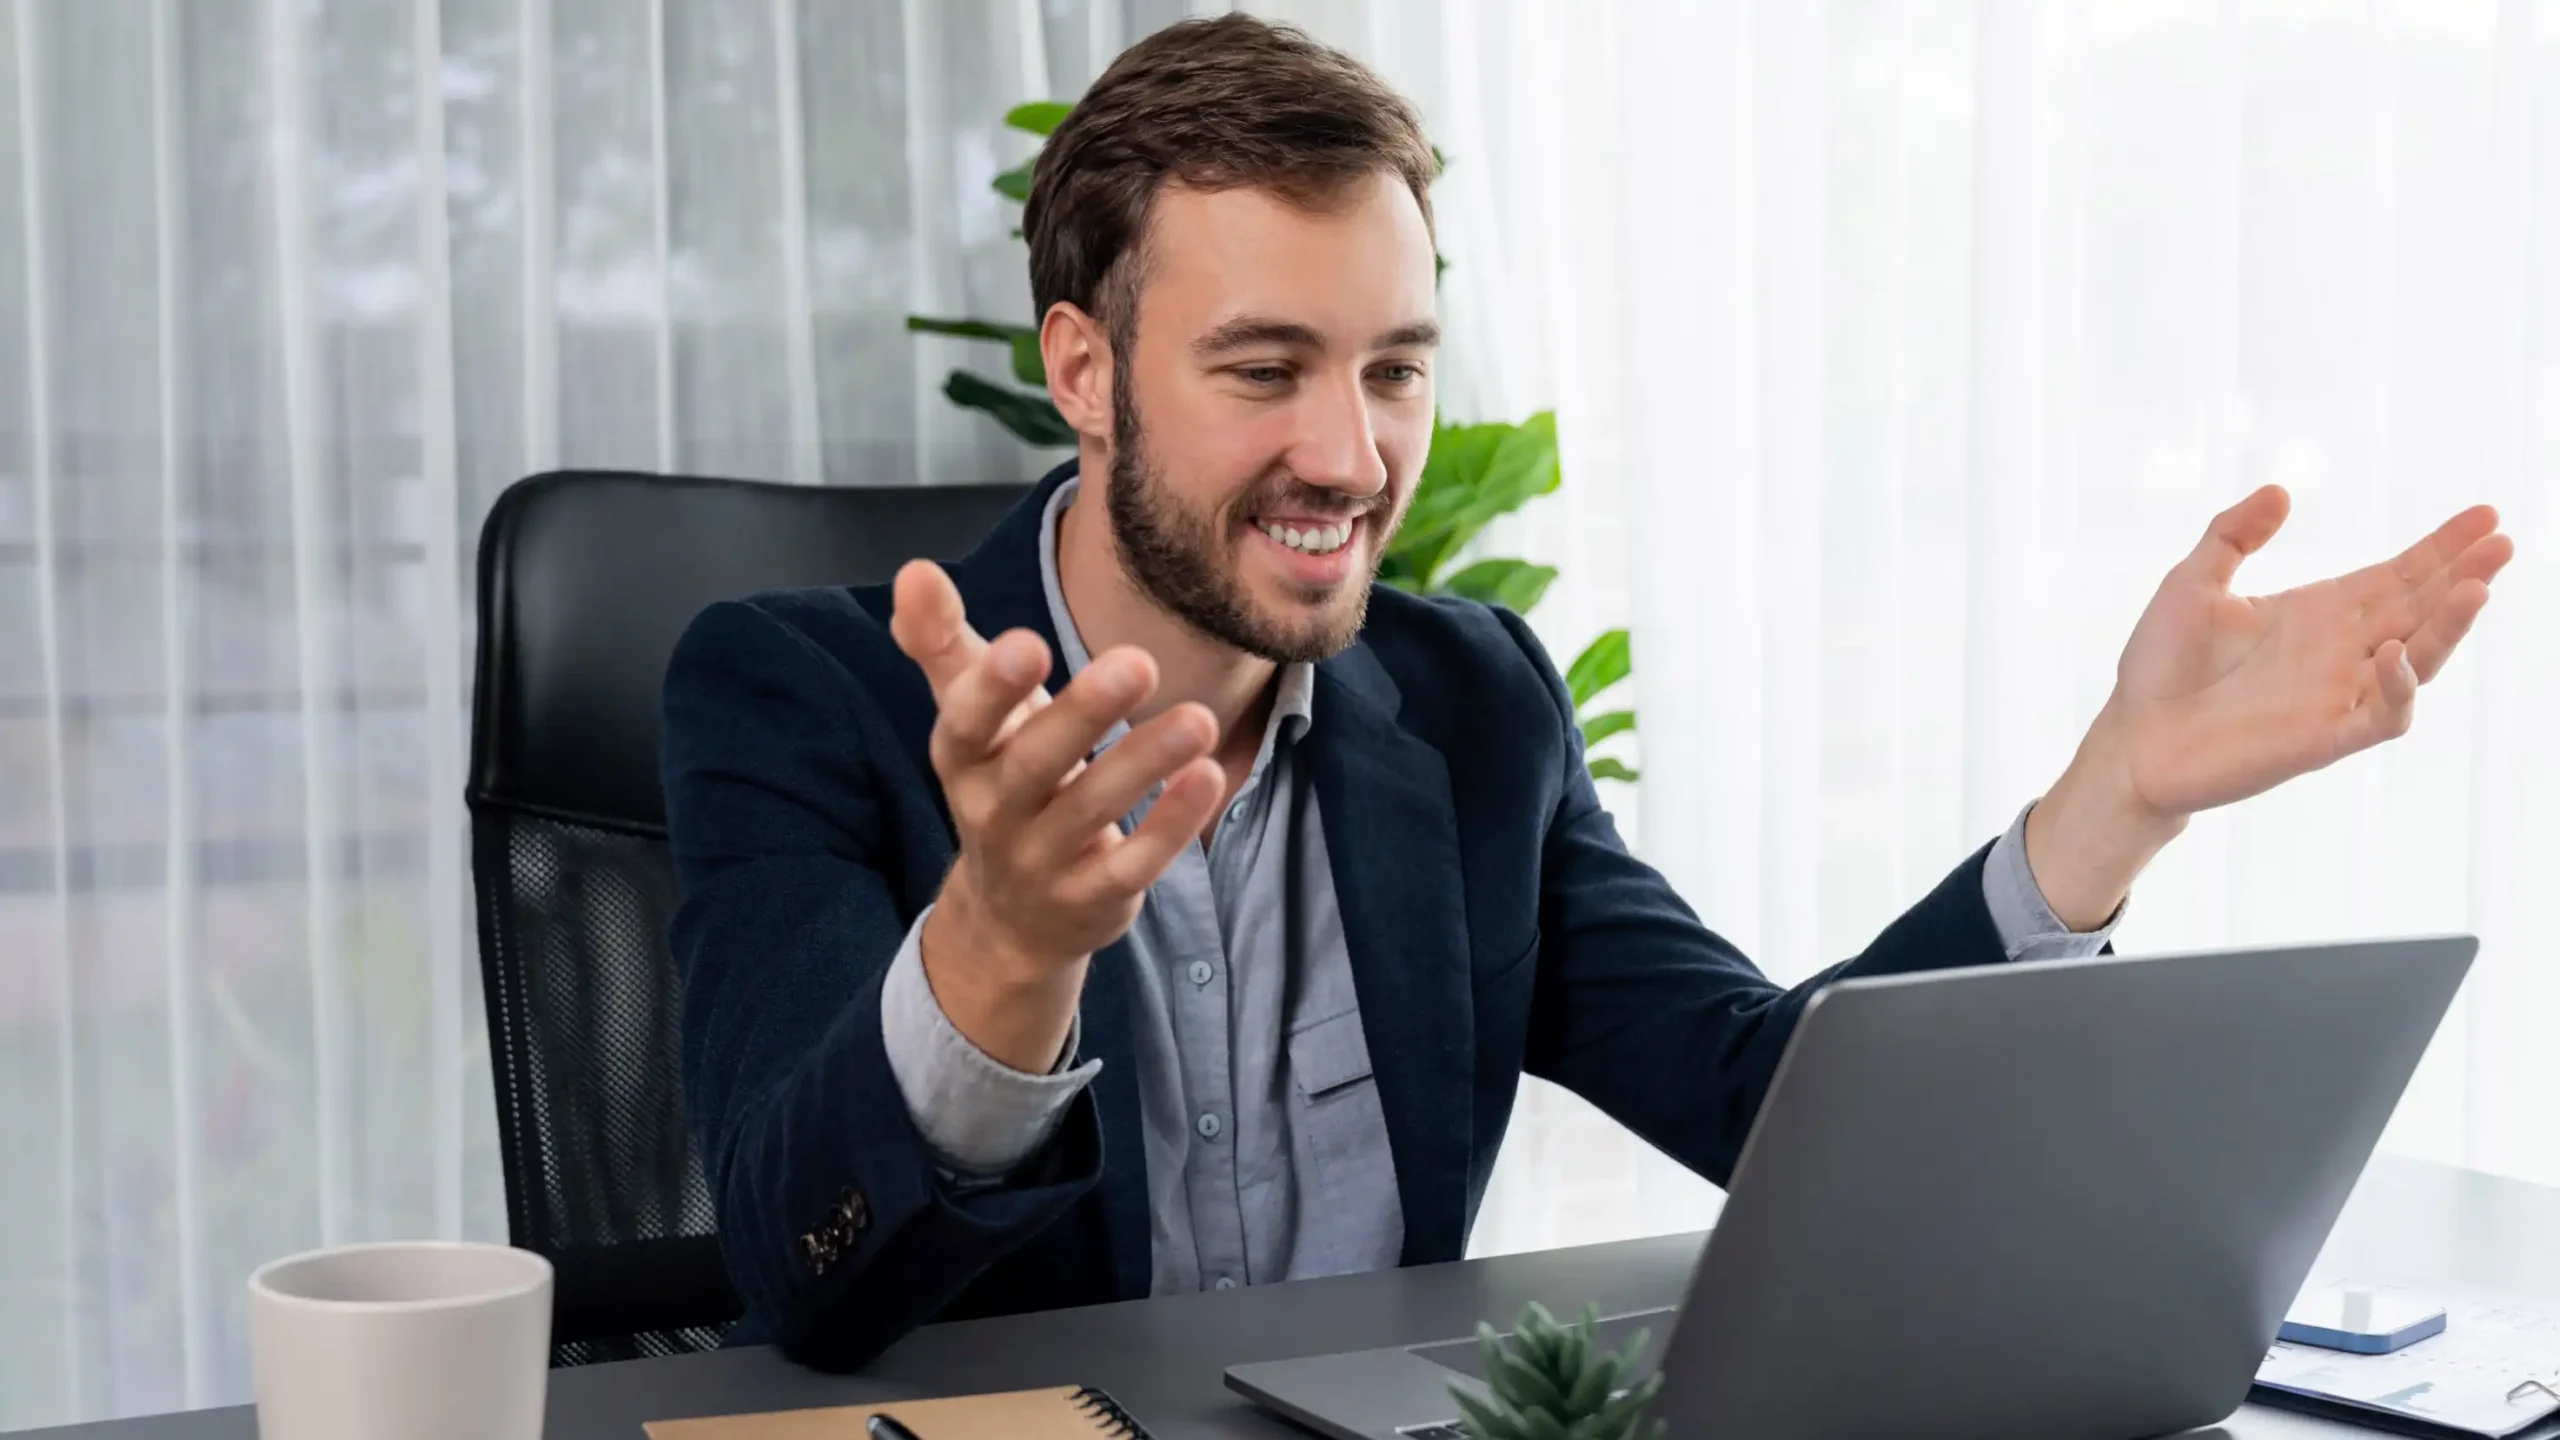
880 478 2117 1295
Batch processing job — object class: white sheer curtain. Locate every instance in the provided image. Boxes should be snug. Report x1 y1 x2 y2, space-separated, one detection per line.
1399 0 2560 1261
0 0 1181 1425
0 0 2553 1428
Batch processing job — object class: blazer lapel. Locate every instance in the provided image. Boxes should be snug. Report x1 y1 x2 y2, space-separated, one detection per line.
1307 642 1475 1265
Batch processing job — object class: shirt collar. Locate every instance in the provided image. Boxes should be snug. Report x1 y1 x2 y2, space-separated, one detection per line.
1036 476 1316 763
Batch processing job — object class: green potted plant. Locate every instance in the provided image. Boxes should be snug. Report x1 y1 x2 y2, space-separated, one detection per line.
907 103 1636 784
1454 1302 1666 1440
1377 411 1636 784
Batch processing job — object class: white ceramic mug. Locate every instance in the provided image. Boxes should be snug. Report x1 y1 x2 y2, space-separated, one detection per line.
249 1241 553 1440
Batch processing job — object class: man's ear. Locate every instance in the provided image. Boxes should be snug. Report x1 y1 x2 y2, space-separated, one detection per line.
1041 302 1113 443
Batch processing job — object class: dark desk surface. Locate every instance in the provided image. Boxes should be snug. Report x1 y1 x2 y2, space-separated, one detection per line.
24 1154 2560 1440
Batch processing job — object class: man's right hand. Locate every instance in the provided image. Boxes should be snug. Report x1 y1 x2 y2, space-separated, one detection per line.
889 560 1225 1074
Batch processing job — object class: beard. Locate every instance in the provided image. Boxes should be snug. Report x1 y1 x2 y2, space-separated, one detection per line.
1104 367 1387 665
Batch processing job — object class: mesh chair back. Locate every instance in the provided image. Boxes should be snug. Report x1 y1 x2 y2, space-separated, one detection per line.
466 470 1027 1364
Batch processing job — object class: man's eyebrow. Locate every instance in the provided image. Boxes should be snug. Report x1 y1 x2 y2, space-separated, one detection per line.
1188 316 1443 357
1192 316 1326 357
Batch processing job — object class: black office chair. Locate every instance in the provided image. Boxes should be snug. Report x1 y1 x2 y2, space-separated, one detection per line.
466 469 1029 1366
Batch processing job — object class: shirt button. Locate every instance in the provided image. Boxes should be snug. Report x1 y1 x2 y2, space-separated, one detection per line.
1196 1111 1223 1139
1187 960 1214 986
1226 798 1249 826
1214 1276 1239 1292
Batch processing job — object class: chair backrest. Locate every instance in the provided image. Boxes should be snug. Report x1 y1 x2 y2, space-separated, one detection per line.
466 469 1028 1365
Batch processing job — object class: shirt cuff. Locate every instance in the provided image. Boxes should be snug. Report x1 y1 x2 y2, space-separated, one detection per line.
1982 804 2123 963
880 904 1100 1178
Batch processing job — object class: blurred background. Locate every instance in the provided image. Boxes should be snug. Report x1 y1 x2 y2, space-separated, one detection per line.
0 0 2554 1426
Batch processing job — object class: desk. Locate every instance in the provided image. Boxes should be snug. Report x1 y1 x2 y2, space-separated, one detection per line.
23 1155 2560 1440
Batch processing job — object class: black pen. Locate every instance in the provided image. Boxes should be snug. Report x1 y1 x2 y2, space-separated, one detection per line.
865 1414 923 1440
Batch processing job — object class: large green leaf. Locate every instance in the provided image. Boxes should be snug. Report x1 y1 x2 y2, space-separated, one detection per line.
1439 558 1557 615
912 314 1048 390
1474 411 1564 516
1009 332 1046 386
1565 628 1631 710
905 315 1033 343
943 370 1075 447
1578 707 1635 750
1389 416 1523 586
1586 756 1640 785
992 160 1036 202
1004 100 1072 137
1399 419 1506 534
1389 411 1561 586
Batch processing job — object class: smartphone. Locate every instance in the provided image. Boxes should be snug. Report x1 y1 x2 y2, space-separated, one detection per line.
2278 1284 2448 1354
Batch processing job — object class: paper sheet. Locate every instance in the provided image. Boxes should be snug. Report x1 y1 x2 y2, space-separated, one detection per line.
2257 1290 2560 1438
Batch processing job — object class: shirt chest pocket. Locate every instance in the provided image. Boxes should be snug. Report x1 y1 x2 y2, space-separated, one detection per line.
1291 1006 1378 1102
1284 1007 1399 1274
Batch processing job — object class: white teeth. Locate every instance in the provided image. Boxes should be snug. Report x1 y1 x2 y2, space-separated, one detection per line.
1259 519 1353 555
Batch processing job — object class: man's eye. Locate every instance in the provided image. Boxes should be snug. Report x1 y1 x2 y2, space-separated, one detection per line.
1376 363 1425 384
1236 365 1290 385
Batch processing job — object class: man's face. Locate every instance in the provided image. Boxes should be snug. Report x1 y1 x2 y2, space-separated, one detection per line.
1104 170 1439 664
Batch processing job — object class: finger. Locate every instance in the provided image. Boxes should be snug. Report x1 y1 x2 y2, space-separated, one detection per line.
2403 577 2492 683
1071 755 1226 902
2364 533 2512 649
929 629 1054 772
2348 504 2503 606
990 647 1167 819
2377 638 2419 708
2390 504 2501 586
2184 484 2291 588
2452 530 2518 588
2338 640 2419 758
1024 702 1219 865
890 560 986 695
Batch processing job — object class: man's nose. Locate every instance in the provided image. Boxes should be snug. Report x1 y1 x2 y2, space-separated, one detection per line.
1287 374 1390 502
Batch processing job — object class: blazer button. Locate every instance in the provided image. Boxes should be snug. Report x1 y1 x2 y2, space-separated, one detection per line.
834 1187 870 1234
800 1230 831 1276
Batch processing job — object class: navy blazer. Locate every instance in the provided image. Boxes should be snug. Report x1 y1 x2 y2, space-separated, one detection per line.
660 460 2010 1370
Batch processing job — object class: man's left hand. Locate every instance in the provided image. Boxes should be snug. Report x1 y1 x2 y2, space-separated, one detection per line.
2026 484 2514 930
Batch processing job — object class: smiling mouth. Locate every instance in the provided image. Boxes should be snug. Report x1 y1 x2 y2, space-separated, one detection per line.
1251 516 1360 556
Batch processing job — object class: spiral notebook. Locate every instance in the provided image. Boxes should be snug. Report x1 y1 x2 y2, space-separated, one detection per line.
643 1384 1157 1440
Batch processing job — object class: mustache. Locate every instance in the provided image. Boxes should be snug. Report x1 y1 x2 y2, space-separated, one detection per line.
1227 479 1392 523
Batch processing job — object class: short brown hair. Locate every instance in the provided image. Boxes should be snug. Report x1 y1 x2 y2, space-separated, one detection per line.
1023 15 1438 351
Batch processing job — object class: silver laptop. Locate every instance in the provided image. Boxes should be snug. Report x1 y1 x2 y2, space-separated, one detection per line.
1227 937 2475 1440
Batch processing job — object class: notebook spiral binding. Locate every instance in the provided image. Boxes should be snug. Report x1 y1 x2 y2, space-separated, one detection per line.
1068 1386 1158 1439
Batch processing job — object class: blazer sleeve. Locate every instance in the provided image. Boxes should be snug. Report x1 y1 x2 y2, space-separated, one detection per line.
660 598 1102 1370
1494 608 2010 1188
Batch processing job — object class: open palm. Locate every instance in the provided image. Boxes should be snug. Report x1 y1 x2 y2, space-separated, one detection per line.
2111 485 2512 821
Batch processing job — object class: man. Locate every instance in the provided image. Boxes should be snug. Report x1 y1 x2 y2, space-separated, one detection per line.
660 15 2511 1371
